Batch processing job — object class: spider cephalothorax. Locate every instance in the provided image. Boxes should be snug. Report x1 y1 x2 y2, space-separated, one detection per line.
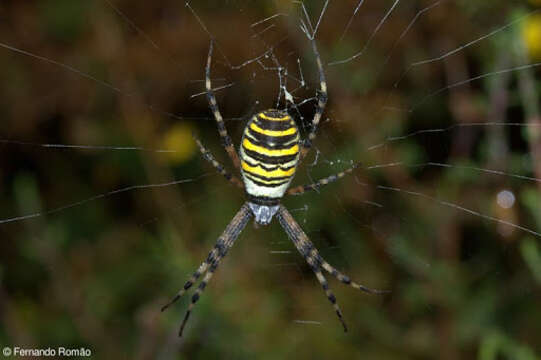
162 31 387 337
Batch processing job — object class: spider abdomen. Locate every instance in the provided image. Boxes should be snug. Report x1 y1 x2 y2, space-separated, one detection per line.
240 110 300 205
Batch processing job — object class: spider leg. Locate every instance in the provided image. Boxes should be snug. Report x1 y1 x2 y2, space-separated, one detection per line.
312 263 348 332
193 136 243 189
206 40 241 169
179 255 221 337
161 203 252 336
319 257 390 295
276 205 388 330
161 260 210 312
287 163 360 196
300 30 327 161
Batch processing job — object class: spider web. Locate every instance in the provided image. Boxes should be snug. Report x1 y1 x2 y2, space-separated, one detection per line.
0 0 540 357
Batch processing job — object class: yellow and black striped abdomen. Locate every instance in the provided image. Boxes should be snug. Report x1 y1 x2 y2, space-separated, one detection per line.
240 110 300 205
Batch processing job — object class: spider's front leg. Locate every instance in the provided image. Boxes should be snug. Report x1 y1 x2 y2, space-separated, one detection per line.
276 205 388 331
162 203 252 336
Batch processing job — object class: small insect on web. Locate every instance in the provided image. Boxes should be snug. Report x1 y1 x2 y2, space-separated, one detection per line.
160 3 389 337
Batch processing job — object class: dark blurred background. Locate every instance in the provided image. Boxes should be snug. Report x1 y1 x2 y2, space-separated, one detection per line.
1 0 540 359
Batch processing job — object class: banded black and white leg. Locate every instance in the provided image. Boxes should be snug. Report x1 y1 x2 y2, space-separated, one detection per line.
299 19 328 160
287 163 361 196
177 249 223 336
206 40 241 169
276 205 388 331
193 136 244 189
310 259 348 331
162 203 252 336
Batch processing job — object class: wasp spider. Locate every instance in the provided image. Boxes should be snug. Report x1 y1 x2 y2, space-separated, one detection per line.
162 34 388 337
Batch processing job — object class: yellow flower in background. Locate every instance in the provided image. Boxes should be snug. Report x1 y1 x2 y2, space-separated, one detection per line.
160 122 197 164
522 13 541 59
528 0 541 6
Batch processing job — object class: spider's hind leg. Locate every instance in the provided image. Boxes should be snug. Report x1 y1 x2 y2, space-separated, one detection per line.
299 21 328 161
205 40 241 169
